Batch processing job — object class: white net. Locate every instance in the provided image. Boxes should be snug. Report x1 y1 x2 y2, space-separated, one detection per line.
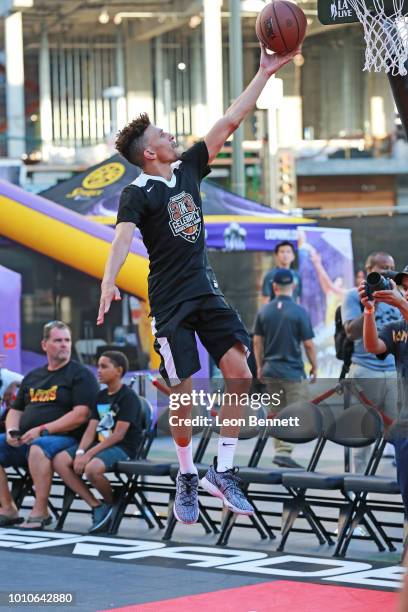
346 0 408 75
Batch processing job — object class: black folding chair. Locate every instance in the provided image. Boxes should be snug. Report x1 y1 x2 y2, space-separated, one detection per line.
109 402 217 535
215 399 328 546
280 402 386 553
335 473 401 556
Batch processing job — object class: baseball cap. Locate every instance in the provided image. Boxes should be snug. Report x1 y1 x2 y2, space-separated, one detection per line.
273 268 294 285
394 265 408 285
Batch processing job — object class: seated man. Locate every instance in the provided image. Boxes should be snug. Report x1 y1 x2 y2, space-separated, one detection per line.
53 351 143 534
0 320 99 529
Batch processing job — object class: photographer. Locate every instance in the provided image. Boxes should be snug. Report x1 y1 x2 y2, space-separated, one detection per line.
342 251 401 472
360 265 408 514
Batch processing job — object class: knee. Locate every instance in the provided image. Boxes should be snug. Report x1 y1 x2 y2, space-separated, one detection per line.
53 452 72 473
85 461 104 481
225 363 252 390
28 444 48 462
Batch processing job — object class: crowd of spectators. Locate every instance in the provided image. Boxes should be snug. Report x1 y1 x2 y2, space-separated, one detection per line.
1 243 407 533
0 321 144 533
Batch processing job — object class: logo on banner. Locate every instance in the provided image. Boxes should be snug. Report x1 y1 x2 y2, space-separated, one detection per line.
168 191 201 243
67 162 126 200
223 223 247 251
330 0 353 20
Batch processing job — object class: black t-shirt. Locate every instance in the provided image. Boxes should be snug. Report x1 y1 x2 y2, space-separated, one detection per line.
378 320 408 434
254 296 314 380
13 361 99 439
116 141 223 316
91 385 143 459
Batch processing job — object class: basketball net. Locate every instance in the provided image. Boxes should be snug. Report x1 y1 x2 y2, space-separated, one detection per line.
347 0 408 75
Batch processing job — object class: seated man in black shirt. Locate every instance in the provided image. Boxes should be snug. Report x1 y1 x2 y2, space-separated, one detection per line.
53 351 143 534
0 321 98 529
97 44 300 525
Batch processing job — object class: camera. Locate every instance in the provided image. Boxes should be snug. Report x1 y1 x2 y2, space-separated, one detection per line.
365 271 395 300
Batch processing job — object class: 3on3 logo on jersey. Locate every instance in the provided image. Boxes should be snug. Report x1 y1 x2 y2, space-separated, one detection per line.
168 191 201 243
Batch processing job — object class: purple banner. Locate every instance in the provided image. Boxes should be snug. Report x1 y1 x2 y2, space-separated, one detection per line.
0 265 21 372
298 227 354 378
205 223 300 251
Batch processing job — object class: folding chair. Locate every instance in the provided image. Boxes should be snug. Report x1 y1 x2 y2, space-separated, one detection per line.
109 402 216 535
335 473 401 556
280 402 386 553
215 399 328 546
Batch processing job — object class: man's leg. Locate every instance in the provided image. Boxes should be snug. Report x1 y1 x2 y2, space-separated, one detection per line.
0 466 19 518
0 434 27 521
348 364 385 473
85 458 114 504
22 445 53 524
200 343 254 515
169 377 197 475
272 379 304 468
53 452 100 508
392 438 408 512
216 343 252 470
168 376 201 524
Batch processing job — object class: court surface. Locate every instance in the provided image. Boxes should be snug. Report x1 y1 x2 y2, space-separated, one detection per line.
0 438 403 611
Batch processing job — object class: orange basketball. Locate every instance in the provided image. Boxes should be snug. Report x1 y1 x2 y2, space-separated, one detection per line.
256 1 307 54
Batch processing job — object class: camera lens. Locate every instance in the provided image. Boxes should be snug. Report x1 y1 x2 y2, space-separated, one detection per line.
366 272 381 286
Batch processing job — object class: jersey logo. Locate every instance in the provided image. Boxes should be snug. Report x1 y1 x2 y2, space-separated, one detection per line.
147 185 154 192
167 191 201 243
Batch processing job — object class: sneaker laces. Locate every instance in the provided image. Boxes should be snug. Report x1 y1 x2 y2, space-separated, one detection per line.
220 468 247 500
177 474 198 507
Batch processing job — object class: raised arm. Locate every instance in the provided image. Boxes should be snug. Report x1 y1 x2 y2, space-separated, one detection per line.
357 280 387 354
97 222 135 325
204 45 299 164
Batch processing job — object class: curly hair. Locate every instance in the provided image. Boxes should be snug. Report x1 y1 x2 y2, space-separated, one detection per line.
100 351 129 376
115 113 151 167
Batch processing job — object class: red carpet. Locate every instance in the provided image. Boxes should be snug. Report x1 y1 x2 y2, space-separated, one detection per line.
103 580 398 611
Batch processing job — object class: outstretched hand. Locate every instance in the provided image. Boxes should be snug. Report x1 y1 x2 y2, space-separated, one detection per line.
373 279 405 308
97 284 121 326
259 43 302 77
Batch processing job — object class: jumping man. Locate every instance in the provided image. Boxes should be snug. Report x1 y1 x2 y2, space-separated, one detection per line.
97 44 299 524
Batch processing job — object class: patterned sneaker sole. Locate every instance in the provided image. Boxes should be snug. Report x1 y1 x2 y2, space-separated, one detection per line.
200 476 254 516
173 504 199 525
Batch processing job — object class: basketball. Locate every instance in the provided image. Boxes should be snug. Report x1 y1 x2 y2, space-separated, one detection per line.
255 0 307 54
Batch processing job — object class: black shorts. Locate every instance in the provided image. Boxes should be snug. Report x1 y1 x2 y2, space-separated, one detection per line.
151 295 250 386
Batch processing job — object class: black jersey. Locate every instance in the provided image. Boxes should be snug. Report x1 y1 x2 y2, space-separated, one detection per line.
116 141 223 316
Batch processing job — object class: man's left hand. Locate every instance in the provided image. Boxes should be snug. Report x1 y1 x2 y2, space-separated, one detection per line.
259 43 301 77
373 280 404 307
20 427 43 445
